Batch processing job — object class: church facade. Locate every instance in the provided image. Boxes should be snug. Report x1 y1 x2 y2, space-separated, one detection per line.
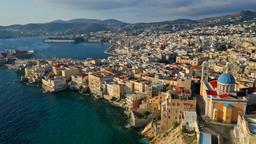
199 62 247 123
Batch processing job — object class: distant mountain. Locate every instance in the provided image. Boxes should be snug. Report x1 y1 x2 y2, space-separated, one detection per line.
240 10 256 20
153 19 198 25
0 10 255 38
50 18 126 26
199 10 256 25
0 18 127 38
64 23 108 34
119 19 198 34
51 19 96 24
51 18 101 24
101 19 127 25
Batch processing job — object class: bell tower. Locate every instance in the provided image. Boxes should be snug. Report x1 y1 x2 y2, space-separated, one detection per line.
201 61 209 82
200 61 209 96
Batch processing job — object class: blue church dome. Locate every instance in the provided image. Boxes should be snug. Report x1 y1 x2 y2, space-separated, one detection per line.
217 73 235 84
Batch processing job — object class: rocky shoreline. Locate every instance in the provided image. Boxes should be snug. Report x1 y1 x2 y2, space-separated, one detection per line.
104 45 119 56
1 59 181 144
1 42 200 144
2 59 152 144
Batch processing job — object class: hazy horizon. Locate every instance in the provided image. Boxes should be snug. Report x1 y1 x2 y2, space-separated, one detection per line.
1 0 256 26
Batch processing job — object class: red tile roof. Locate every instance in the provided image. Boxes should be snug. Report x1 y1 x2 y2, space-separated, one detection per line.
219 94 229 98
218 93 237 99
82 74 88 78
118 76 126 80
209 80 218 89
206 90 218 96
192 66 202 70
175 87 183 93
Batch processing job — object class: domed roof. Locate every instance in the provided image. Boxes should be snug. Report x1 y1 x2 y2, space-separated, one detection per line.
217 73 235 84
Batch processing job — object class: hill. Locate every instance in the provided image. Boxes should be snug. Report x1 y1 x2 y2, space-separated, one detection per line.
0 10 255 38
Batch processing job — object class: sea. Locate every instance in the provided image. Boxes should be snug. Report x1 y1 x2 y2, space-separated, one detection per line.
0 37 143 144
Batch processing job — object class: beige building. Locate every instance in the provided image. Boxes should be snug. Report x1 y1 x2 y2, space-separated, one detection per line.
52 66 63 76
146 92 168 113
124 80 147 94
124 81 134 94
132 80 146 93
213 64 225 73
177 79 192 90
126 93 147 110
68 74 88 90
160 98 196 131
176 56 200 66
88 74 103 97
61 67 80 80
25 66 46 83
106 83 124 99
42 76 67 93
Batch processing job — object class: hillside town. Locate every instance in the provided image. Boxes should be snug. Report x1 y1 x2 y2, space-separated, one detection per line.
2 19 256 144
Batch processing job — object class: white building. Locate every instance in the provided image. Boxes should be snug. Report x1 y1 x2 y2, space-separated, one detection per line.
182 111 198 132
233 114 256 144
42 76 67 93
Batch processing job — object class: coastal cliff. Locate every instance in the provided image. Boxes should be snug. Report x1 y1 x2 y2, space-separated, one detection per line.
141 121 197 144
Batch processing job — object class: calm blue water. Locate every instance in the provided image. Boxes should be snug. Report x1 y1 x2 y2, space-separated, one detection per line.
0 38 142 144
0 37 109 59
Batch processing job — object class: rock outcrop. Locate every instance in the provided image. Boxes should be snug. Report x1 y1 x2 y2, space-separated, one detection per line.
141 121 197 144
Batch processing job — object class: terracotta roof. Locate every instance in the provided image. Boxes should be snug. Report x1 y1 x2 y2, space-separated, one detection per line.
219 94 229 99
218 93 237 99
192 66 201 70
82 74 88 78
209 80 218 89
174 86 184 93
118 76 125 80
206 90 218 96
171 64 178 68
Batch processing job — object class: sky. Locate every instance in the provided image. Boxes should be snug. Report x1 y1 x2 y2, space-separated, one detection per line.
0 0 256 26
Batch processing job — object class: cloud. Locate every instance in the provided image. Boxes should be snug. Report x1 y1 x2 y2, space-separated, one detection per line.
48 0 138 10
176 0 256 16
36 0 256 22
48 0 198 10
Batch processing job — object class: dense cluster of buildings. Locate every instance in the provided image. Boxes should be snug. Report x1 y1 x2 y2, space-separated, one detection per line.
17 20 256 144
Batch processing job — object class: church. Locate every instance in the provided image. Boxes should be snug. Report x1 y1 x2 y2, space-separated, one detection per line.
199 62 248 123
